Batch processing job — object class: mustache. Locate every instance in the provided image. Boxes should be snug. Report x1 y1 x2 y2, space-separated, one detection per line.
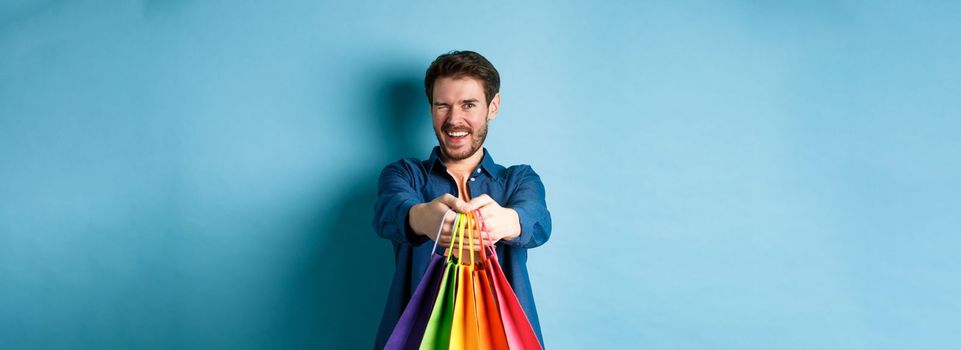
442 124 472 134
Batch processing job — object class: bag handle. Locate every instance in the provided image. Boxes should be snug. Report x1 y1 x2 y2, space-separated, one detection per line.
468 210 490 264
430 208 491 266
474 210 495 252
446 213 463 264
466 213 476 266
453 213 476 267
431 209 454 254
443 212 479 267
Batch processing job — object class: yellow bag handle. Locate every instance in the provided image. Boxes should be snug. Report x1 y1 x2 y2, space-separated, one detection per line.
466 213 475 267
446 212 477 267
446 213 462 264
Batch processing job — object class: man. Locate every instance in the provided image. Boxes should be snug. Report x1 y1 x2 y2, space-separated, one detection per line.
372 50 551 348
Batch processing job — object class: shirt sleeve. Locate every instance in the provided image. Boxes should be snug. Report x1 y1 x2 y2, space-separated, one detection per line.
502 165 552 249
372 161 429 246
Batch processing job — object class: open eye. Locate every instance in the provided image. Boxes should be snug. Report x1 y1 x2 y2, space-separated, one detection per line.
465 103 475 109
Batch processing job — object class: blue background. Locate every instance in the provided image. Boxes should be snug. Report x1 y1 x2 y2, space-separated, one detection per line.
2 0 959 349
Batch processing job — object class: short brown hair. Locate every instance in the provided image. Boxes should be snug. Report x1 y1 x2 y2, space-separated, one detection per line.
424 50 500 105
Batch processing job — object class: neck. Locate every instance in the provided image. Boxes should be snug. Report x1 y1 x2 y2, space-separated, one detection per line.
442 147 484 177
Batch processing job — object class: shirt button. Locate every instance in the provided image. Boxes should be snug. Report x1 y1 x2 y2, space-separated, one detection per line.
469 177 476 182
476 169 481 173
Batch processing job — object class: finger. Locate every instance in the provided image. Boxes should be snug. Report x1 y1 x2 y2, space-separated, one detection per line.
477 229 493 240
470 209 485 230
440 195 470 213
438 193 457 203
443 234 458 247
480 229 498 240
452 243 483 252
453 198 471 213
476 207 492 222
465 194 495 211
479 208 501 228
481 231 498 245
464 218 480 231
436 194 459 212
476 215 493 231
446 237 482 248
447 237 479 248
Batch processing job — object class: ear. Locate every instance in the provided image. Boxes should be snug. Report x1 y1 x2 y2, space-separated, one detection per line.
487 93 501 121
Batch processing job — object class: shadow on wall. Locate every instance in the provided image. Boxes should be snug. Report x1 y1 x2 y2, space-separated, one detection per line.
274 69 427 348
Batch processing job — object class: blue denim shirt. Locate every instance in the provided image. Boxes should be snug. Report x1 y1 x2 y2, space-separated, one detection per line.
372 146 551 349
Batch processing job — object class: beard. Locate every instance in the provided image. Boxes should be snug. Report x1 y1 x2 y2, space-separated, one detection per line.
435 120 488 161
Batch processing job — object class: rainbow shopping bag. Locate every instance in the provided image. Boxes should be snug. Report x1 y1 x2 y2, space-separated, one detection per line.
385 211 454 350
479 214 542 350
448 213 482 349
419 261 458 349
386 210 541 350
417 213 465 349
384 253 445 349
472 213 510 349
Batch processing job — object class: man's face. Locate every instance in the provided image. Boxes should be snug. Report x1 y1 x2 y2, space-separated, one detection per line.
430 76 499 161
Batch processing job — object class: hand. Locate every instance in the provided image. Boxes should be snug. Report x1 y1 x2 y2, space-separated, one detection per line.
465 194 521 245
408 194 481 250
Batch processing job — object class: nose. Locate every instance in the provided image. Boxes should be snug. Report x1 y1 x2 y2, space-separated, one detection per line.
444 107 469 125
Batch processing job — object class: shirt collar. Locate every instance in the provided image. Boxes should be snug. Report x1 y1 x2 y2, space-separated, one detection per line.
427 146 504 180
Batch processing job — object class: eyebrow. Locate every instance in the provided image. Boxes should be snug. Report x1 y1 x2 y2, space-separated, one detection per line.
433 99 481 106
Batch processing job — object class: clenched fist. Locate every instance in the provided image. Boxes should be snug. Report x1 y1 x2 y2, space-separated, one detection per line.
465 194 521 245
408 194 482 250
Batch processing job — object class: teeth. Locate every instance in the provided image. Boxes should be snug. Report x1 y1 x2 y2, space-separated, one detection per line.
447 131 468 137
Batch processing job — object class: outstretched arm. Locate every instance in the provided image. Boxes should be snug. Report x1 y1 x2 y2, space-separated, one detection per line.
373 162 473 248
466 166 551 249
